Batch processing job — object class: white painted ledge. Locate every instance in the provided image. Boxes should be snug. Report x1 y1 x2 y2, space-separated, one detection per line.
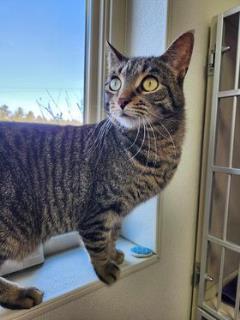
0 238 158 320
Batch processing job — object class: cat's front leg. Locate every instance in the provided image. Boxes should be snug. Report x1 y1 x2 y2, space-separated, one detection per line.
109 222 125 265
80 211 121 285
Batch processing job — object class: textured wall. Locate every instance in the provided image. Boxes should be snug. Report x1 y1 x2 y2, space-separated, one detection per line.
126 0 167 56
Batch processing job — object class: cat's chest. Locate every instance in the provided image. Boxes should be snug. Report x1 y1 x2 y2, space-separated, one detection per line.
95 162 162 203
92 134 180 211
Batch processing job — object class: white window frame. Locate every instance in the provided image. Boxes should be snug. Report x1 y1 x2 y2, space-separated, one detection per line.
84 0 128 123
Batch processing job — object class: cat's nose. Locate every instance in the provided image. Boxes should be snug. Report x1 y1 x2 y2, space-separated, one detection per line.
118 98 130 110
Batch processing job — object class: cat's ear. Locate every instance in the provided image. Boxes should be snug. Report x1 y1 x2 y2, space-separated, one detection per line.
160 30 194 82
106 41 127 67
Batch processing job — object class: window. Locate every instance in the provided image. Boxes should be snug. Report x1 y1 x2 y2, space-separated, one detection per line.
0 0 86 275
0 0 164 288
0 0 85 125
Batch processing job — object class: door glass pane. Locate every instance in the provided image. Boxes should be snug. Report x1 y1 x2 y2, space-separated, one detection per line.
221 249 239 310
214 98 233 167
227 175 240 245
204 243 221 310
204 245 240 318
0 0 85 125
209 173 228 239
232 97 240 168
219 13 239 91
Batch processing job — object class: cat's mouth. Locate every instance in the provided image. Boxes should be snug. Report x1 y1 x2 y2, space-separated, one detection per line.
112 110 140 129
121 113 135 119
108 104 141 129
119 108 139 119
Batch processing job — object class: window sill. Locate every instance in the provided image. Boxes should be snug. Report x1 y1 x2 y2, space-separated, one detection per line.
0 238 158 320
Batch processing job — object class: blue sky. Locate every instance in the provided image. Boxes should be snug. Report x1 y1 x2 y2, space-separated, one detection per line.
0 0 85 120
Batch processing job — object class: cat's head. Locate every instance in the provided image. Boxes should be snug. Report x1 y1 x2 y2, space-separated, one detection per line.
105 31 194 130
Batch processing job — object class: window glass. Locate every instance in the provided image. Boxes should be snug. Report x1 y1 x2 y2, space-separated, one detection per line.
214 97 233 167
0 0 85 125
219 13 239 91
0 0 86 275
209 172 228 239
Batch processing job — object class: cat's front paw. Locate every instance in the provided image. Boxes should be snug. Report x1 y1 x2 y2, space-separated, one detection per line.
94 261 120 285
0 286 43 310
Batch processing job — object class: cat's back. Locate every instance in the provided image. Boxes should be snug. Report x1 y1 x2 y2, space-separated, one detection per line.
0 120 97 188
0 121 91 154
0 121 65 143
0 121 95 145
0 121 94 227
0 122 60 172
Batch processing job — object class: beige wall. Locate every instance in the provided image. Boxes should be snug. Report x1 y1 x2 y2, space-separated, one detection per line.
34 1 240 320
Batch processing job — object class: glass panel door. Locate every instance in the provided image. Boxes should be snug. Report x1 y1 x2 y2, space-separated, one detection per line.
198 6 240 320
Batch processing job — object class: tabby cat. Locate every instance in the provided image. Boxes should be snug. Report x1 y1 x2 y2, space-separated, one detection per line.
0 31 193 309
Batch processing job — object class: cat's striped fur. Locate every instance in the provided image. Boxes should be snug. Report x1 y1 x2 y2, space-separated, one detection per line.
0 31 193 309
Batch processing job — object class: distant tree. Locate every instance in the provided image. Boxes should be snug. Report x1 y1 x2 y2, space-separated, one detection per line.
25 111 35 122
0 104 11 120
0 88 83 125
13 107 25 120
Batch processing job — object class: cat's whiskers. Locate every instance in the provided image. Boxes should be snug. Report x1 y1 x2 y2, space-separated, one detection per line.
86 121 103 142
160 123 177 158
146 110 177 157
94 120 112 167
88 119 111 157
147 110 182 124
144 116 157 169
127 117 141 150
154 124 177 157
155 122 177 158
128 118 146 162
99 119 112 148
143 117 151 166
88 123 105 154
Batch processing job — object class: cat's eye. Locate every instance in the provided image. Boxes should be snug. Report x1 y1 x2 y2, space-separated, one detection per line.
142 76 159 92
109 77 122 91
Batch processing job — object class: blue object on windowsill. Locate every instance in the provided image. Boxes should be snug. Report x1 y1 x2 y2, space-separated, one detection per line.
130 245 154 258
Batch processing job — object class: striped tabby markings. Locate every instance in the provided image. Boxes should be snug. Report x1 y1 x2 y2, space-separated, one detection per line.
80 212 121 284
